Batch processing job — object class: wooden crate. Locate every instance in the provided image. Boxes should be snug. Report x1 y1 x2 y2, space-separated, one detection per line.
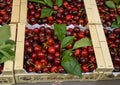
10 0 20 24
0 24 16 84
83 0 102 25
14 23 107 83
19 0 28 23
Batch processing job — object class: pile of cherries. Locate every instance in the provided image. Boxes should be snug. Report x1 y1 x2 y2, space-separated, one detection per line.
0 0 13 25
27 0 88 26
24 26 97 73
96 0 120 27
104 28 120 72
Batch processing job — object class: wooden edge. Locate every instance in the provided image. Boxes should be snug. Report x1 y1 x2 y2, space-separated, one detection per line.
15 73 81 83
10 0 20 24
90 0 102 24
94 47 106 72
88 25 100 48
13 0 20 6
95 25 106 42
100 72 114 80
0 75 15 84
100 42 114 72
83 72 102 81
16 23 25 42
83 0 92 9
21 0 27 3
2 24 16 75
83 0 102 24
20 2 28 23
14 41 25 73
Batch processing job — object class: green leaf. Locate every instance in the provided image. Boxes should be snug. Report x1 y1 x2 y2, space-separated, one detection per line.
114 0 120 5
0 56 8 64
0 44 13 50
0 25 11 44
116 16 120 24
0 49 15 64
2 49 15 57
112 21 120 28
61 54 82 77
29 0 46 5
54 24 66 41
5 40 15 45
44 0 53 7
61 36 74 48
56 0 63 7
62 50 72 61
40 8 53 18
105 1 116 8
73 38 92 49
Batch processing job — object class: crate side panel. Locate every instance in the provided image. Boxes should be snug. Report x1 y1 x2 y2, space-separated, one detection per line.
94 47 106 72
89 25 100 47
20 2 28 23
100 42 114 72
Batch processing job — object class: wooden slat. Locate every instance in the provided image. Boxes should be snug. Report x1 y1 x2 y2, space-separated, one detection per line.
20 2 28 23
95 25 106 42
94 47 106 72
17 23 25 42
100 42 114 72
89 25 100 48
11 0 20 24
14 42 24 70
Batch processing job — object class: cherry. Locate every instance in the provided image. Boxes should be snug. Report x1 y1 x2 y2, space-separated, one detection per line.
31 53 37 59
35 62 42 71
58 66 65 73
34 45 41 52
88 46 94 54
81 49 89 57
55 52 60 57
40 59 48 66
66 15 72 21
42 67 49 73
54 57 61 66
51 66 58 73
37 52 46 59
27 47 33 53
47 54 54 62
48 46 56 54
54 43 60 51
82 64 89 73
74 49 81 57
114 28 120 34
47 38 54 46
108 33 116 40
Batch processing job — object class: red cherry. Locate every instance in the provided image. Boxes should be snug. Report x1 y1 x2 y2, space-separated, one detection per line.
40 59 48 66
81 49 89 57
66 15 72 20
48 16 53 21
37 52 46 59
74 49 81 57
34 45 41 52
51 66 58 73
82 64 89 73
48 46 55 54
35 62 42 71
